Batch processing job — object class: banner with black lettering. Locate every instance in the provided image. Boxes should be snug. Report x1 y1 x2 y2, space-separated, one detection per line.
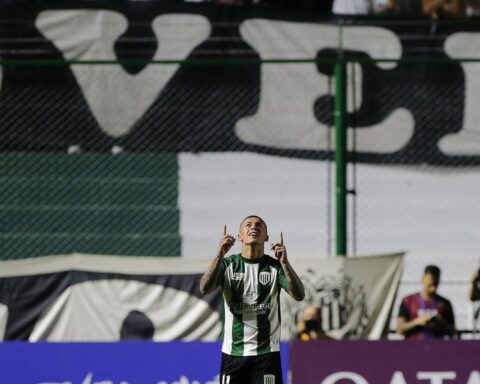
0 252 403 341
1 4 480 165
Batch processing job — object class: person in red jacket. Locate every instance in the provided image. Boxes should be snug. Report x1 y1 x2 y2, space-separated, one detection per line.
396 265 456 339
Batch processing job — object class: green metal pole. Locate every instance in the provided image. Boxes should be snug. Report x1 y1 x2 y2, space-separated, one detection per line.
335 28 347 257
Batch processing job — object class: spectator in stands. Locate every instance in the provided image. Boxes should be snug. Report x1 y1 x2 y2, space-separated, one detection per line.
296 304 333 341
469 268 480 302
387 0 424 17
469 268 480 332
422 0 468 18
466 0 480 15
396 265 456 339
332 0 476 17
199 216 305 384
332 0 394 15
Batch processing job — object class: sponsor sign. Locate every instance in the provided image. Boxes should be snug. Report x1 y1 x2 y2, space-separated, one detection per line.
0 341 290 384
291 340 480 384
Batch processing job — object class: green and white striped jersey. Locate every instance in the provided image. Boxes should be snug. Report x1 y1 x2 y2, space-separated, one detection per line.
217 253 289 356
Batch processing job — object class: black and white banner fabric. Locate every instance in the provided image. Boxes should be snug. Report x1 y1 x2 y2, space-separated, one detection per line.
0 253 403 341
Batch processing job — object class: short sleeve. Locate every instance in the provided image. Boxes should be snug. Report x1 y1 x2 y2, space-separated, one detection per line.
216 258 228 287
398 299 410 319
443 300 455 328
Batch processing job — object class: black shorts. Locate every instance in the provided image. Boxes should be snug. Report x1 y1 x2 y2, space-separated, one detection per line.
220 351 283 384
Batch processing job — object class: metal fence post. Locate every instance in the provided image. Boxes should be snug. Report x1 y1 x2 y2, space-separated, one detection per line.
335 24 347 257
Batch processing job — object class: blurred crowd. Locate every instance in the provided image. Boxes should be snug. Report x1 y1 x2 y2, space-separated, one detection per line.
185 0 480 18
332 0 480 18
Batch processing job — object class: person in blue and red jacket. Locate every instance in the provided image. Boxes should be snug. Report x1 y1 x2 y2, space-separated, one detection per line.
396 265 456 340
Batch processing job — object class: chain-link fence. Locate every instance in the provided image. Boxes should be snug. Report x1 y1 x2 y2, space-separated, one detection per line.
1 10 480 330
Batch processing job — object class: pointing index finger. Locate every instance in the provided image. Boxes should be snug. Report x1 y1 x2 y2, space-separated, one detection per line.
223 225 227 236
280 232 283 245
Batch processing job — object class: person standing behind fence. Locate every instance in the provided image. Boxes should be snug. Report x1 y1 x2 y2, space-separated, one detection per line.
469 268 480 335
396 265 456 339
469 268 480 302
422 0 469 18
199 215 305 384
296 304 333 341
332 0 394 15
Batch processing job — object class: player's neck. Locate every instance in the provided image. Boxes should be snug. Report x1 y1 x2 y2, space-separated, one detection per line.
242 244 264 259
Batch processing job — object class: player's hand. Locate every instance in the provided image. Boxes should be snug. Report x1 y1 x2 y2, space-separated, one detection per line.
217 225 235 258
271 232 288 265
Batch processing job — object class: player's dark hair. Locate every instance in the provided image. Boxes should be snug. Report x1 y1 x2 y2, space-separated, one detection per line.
424 265 441 279
239 215 267 229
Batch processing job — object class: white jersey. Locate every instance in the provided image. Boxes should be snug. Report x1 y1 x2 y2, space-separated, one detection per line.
217 253 288 356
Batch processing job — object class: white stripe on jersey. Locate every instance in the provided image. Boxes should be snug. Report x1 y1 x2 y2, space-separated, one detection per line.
268 265 281 352
243 262 259 355
222 263 235 355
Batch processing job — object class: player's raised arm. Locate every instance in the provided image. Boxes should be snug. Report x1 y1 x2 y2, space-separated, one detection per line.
271 232 305 301
199 225 236 294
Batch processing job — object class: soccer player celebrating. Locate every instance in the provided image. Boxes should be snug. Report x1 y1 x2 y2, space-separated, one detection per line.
200 215 305 384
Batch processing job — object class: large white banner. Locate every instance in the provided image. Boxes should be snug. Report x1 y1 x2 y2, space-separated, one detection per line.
281 253 405 340
0 252 403 341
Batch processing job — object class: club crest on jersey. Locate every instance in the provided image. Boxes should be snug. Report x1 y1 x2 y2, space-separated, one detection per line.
259 271 271 285
264 374 275 384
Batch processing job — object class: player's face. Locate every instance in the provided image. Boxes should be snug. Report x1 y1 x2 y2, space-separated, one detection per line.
422 273 439 298
238 216 268 245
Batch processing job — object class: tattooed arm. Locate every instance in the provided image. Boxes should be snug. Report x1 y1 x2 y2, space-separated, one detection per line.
199 225 236 294
271 232 305 301
281 259 305 301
